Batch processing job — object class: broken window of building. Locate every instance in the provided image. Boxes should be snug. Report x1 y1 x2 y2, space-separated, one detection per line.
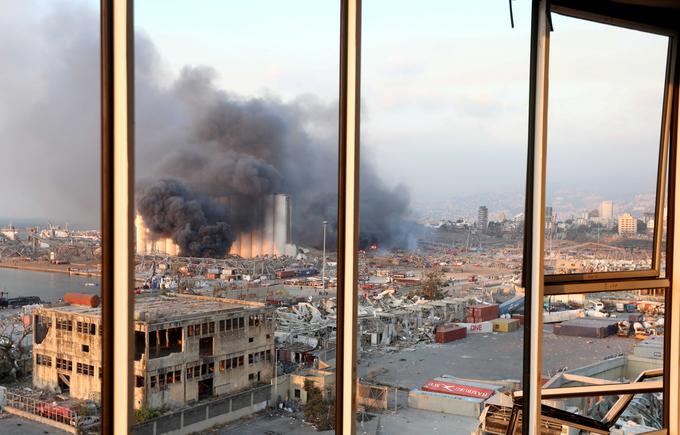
34 315 52 344
135 376 144 388
36 354 52 367
56 318 72 331
134 331 145 361
148 327 182 359
56 358 72 371
199 337 213 356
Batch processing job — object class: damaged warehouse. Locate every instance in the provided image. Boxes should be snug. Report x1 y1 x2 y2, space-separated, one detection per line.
32 293 275 411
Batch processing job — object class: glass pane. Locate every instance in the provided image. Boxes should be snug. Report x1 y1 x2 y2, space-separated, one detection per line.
0 1 101 432
541 290 664 390
542 392 663 433
486 392 663 434
545 14 669 276
357 1 530 432
134 1 339 433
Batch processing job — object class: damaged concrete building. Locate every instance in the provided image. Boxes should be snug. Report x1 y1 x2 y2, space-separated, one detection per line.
32 293 275 410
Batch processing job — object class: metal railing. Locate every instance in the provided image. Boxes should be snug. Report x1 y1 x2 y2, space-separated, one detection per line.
5 390 78 426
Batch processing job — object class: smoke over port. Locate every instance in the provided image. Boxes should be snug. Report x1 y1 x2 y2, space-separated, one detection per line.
135 37 411 258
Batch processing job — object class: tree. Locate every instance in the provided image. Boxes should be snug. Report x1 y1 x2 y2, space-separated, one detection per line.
416 270 446 300
302 379 335 431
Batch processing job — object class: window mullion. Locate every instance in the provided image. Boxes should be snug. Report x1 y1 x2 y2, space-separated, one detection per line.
667 32 680 434
523 1 550 434
106 0 135 434
337 0 361 433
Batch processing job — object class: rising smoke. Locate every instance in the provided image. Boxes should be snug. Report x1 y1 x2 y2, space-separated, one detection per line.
135 36 413 257
0 1 411 256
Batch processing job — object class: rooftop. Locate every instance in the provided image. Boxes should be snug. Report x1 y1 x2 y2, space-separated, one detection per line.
40 293 266 324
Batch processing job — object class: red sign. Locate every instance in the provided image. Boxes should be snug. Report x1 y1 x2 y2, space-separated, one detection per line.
422 380 493 399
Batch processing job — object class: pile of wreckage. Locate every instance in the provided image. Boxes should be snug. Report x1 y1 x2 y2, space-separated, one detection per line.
274 299 337 345
357 288 482 349
273 288 508 354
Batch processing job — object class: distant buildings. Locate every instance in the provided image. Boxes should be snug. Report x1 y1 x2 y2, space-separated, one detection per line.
618 213 638 236
477 206 488 233
599 200 614 220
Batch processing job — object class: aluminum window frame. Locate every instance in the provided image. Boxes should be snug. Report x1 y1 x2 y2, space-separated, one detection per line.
542 4 678 285
522 1 680 435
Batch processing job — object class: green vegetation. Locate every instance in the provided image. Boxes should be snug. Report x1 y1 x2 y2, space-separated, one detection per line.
302 379 335 431
134 405 167 423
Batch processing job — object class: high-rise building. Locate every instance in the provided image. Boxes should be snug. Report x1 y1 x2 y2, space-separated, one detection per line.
599 200 614 220
478 206 488 233
618 213 637 236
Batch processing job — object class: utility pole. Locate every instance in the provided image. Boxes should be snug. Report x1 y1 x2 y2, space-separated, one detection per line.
322 220 327 293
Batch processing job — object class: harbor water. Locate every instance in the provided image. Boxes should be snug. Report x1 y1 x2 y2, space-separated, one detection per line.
0 267 100 303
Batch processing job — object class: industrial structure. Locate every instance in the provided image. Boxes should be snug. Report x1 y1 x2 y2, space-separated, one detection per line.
135 193 296 258
135 214 181 256
31 293 275 410
228 193 296 258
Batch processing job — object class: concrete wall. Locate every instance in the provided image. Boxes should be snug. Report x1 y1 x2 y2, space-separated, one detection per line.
32 309 103 402
288 370 334 404
133 385 271 435
407 389 483 417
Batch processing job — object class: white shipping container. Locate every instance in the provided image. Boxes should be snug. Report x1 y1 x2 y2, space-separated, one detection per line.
455 321 493 334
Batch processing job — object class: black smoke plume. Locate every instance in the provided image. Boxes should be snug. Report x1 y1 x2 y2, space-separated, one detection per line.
135 36 411 256
136 179 234 257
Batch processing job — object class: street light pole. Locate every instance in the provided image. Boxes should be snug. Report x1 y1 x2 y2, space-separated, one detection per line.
322 220 328 293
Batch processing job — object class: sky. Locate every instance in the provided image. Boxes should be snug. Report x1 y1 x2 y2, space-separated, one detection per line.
0 0 670 227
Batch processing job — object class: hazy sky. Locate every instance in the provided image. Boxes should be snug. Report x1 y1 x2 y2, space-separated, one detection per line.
0 0 670 226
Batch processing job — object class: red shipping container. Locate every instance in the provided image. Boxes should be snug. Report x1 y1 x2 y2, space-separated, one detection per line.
435 323 467 343
466 304 500 323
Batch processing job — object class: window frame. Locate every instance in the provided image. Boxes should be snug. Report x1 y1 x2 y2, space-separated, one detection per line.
99 0 680 434
543 3 677 286
521 1 680 435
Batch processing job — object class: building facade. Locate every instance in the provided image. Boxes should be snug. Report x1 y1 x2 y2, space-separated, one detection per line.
618 213 638 236
32 294 275 410
477 206 488 233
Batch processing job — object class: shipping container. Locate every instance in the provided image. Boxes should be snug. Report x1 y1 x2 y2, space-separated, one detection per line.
64 293 100 308
435 323 467 343
491 318 519 333
276 270 298 279
553 318 619 338
466 304 500 323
